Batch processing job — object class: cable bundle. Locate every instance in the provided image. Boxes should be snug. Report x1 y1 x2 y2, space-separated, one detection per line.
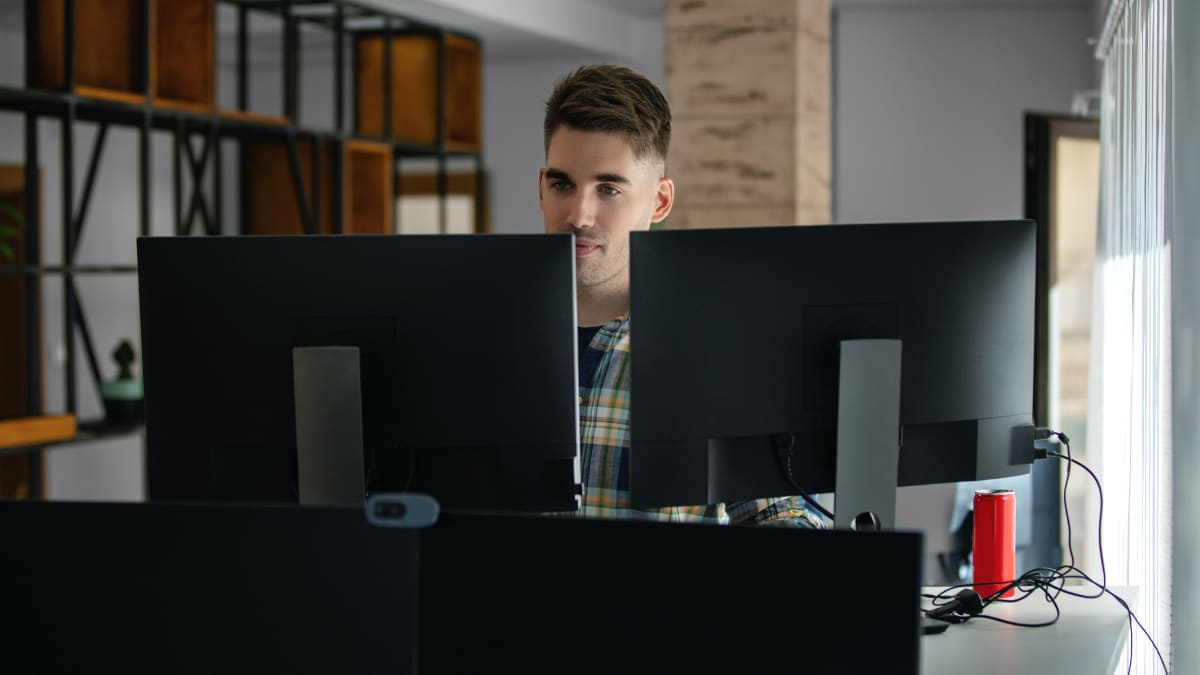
922 432 1168 674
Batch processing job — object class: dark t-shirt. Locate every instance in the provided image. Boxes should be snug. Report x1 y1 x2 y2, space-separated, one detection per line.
578 324 604 388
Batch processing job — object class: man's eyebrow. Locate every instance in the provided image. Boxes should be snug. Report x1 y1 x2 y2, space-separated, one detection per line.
544 168 632 186
595 173 633 186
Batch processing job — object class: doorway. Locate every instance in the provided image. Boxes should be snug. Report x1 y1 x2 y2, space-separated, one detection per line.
1023 113 1101 570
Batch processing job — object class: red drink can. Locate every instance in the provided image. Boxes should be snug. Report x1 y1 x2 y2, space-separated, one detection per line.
973 489 1016 599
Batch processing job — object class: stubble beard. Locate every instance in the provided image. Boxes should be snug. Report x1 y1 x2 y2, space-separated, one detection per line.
576 251 624 289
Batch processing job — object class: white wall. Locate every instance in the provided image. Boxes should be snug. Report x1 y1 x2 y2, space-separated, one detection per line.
834 3 1095 223
832 1 1095 580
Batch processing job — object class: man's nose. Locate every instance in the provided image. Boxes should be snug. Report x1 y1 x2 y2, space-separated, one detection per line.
565 190 596 229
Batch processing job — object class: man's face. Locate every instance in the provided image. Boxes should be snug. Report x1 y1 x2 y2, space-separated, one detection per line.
539 127 673 290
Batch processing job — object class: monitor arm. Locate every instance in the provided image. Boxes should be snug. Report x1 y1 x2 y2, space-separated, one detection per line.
293 346 368 506
833 339 902 530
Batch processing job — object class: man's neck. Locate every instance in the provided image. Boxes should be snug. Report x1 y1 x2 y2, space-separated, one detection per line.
577 282 629 327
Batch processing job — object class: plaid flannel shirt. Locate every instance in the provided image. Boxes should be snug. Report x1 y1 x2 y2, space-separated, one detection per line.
573 314 826 527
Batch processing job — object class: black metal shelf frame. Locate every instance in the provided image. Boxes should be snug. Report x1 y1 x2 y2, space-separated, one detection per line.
2 0 487 476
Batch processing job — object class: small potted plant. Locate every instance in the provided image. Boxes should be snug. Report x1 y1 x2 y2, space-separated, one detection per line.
102 339 145 426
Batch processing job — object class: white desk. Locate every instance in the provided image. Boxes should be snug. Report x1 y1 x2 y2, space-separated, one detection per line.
922 586 1136 675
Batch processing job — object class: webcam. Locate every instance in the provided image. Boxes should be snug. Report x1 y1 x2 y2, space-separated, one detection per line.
365 493 440 528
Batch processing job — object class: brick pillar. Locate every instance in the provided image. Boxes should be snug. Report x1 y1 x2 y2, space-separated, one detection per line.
665 0 831 228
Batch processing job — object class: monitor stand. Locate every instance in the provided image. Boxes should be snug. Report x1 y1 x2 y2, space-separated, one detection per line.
833 339 902 530
293 346 368 506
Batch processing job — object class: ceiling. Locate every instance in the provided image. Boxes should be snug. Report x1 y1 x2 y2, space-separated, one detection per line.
353 0 662 60
0 0 1096 62
589 0 665 19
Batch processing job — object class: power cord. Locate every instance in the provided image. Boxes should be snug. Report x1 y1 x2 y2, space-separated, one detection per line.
1046 431 1107 593
774 434 835 521
364 445 417 496
923 430 1167 674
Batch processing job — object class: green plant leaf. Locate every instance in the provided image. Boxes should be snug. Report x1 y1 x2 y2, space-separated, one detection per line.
0 223 21 238
0 201 25 227
0 241 14 261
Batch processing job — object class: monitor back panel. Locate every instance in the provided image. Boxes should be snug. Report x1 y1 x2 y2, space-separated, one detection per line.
0 501 419 675
630 221 1036 504
138 235 579 510
419 514 924 675
1 502 923 675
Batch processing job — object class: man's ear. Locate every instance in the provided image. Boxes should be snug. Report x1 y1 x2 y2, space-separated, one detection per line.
651 176 675 224
537 168 545 210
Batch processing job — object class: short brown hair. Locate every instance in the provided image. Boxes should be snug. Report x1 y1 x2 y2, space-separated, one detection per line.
543 65 671 166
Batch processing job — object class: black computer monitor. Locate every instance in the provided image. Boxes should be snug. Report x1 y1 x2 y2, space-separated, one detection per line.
1 500 422 674
138 234 580 512
0 499 922 674
629 220 1037 520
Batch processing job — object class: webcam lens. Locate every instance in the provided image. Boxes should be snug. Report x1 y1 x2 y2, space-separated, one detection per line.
374 501 407 518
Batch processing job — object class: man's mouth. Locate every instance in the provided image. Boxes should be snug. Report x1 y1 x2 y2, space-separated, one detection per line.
575 240 602 257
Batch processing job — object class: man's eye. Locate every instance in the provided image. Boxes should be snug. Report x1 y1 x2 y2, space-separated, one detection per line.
551 181 573 191
599 185 620 196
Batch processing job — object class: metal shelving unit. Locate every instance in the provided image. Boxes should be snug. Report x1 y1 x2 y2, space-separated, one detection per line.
0 0 485 495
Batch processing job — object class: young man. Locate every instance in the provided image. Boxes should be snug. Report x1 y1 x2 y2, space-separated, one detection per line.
539 64 824 526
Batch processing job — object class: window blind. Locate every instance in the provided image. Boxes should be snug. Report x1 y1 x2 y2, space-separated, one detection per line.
1094 0 1173 671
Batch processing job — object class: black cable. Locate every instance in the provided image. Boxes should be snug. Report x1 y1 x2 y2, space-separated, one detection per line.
1049 444 1108 594
1128 604 1135 675
920 433 1167 674
401 446 417 493
1059 431 1077 567
364 445 417 495
924 568 1066 628
775 434 835 521
1051 431 1109 592
1104 584 1168 675
1043 438 1164 674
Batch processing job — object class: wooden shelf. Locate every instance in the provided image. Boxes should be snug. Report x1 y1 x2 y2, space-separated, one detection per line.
152 0 214 111
34 0 146 98
355 32 482 151
218 108 290 126
0 418 144 459
444 34 482 152
153 98 214 115
244 139 331 236
74 85 146 106
33 0 215 111
0 415 76 450
343 140 394 234
245 138 394 236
